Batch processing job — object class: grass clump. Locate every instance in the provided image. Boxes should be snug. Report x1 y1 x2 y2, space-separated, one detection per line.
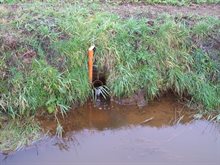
0 117 42 154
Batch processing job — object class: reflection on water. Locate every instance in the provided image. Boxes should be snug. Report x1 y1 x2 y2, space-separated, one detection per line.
36 94 194 134
1 94 220 165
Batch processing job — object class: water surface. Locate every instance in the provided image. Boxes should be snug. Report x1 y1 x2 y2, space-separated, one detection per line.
1 95 220 165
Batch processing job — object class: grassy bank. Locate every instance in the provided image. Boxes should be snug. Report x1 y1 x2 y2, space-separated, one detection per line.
0 1 220 153
1 2 219 117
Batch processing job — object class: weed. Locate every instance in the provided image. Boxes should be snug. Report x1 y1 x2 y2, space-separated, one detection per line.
0 118 42 154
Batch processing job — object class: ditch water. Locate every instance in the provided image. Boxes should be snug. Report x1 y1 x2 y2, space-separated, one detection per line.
1 94 220 165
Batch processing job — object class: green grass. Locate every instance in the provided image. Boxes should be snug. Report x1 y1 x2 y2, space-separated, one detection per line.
0 117 42 153
0 1 219 119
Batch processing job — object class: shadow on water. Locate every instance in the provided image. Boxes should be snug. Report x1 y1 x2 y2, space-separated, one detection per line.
1 93 220 165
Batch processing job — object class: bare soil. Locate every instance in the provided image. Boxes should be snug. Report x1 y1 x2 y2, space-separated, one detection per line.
106 4 220 19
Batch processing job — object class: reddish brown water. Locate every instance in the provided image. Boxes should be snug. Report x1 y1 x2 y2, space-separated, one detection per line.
36 94 194 134
1 95 220 165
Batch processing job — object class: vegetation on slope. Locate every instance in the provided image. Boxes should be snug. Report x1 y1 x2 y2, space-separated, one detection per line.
0 2 219 118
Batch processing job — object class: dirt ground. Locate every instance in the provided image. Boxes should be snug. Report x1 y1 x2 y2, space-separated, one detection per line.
106 4 220 19
2 3 220 19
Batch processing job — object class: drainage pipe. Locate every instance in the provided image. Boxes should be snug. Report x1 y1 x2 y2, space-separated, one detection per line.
88 45 95 84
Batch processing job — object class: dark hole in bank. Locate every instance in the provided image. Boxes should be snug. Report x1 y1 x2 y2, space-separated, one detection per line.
92 66 106 87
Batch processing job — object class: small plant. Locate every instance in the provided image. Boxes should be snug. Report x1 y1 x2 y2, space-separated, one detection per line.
56 123 63 138
55 112 63 138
